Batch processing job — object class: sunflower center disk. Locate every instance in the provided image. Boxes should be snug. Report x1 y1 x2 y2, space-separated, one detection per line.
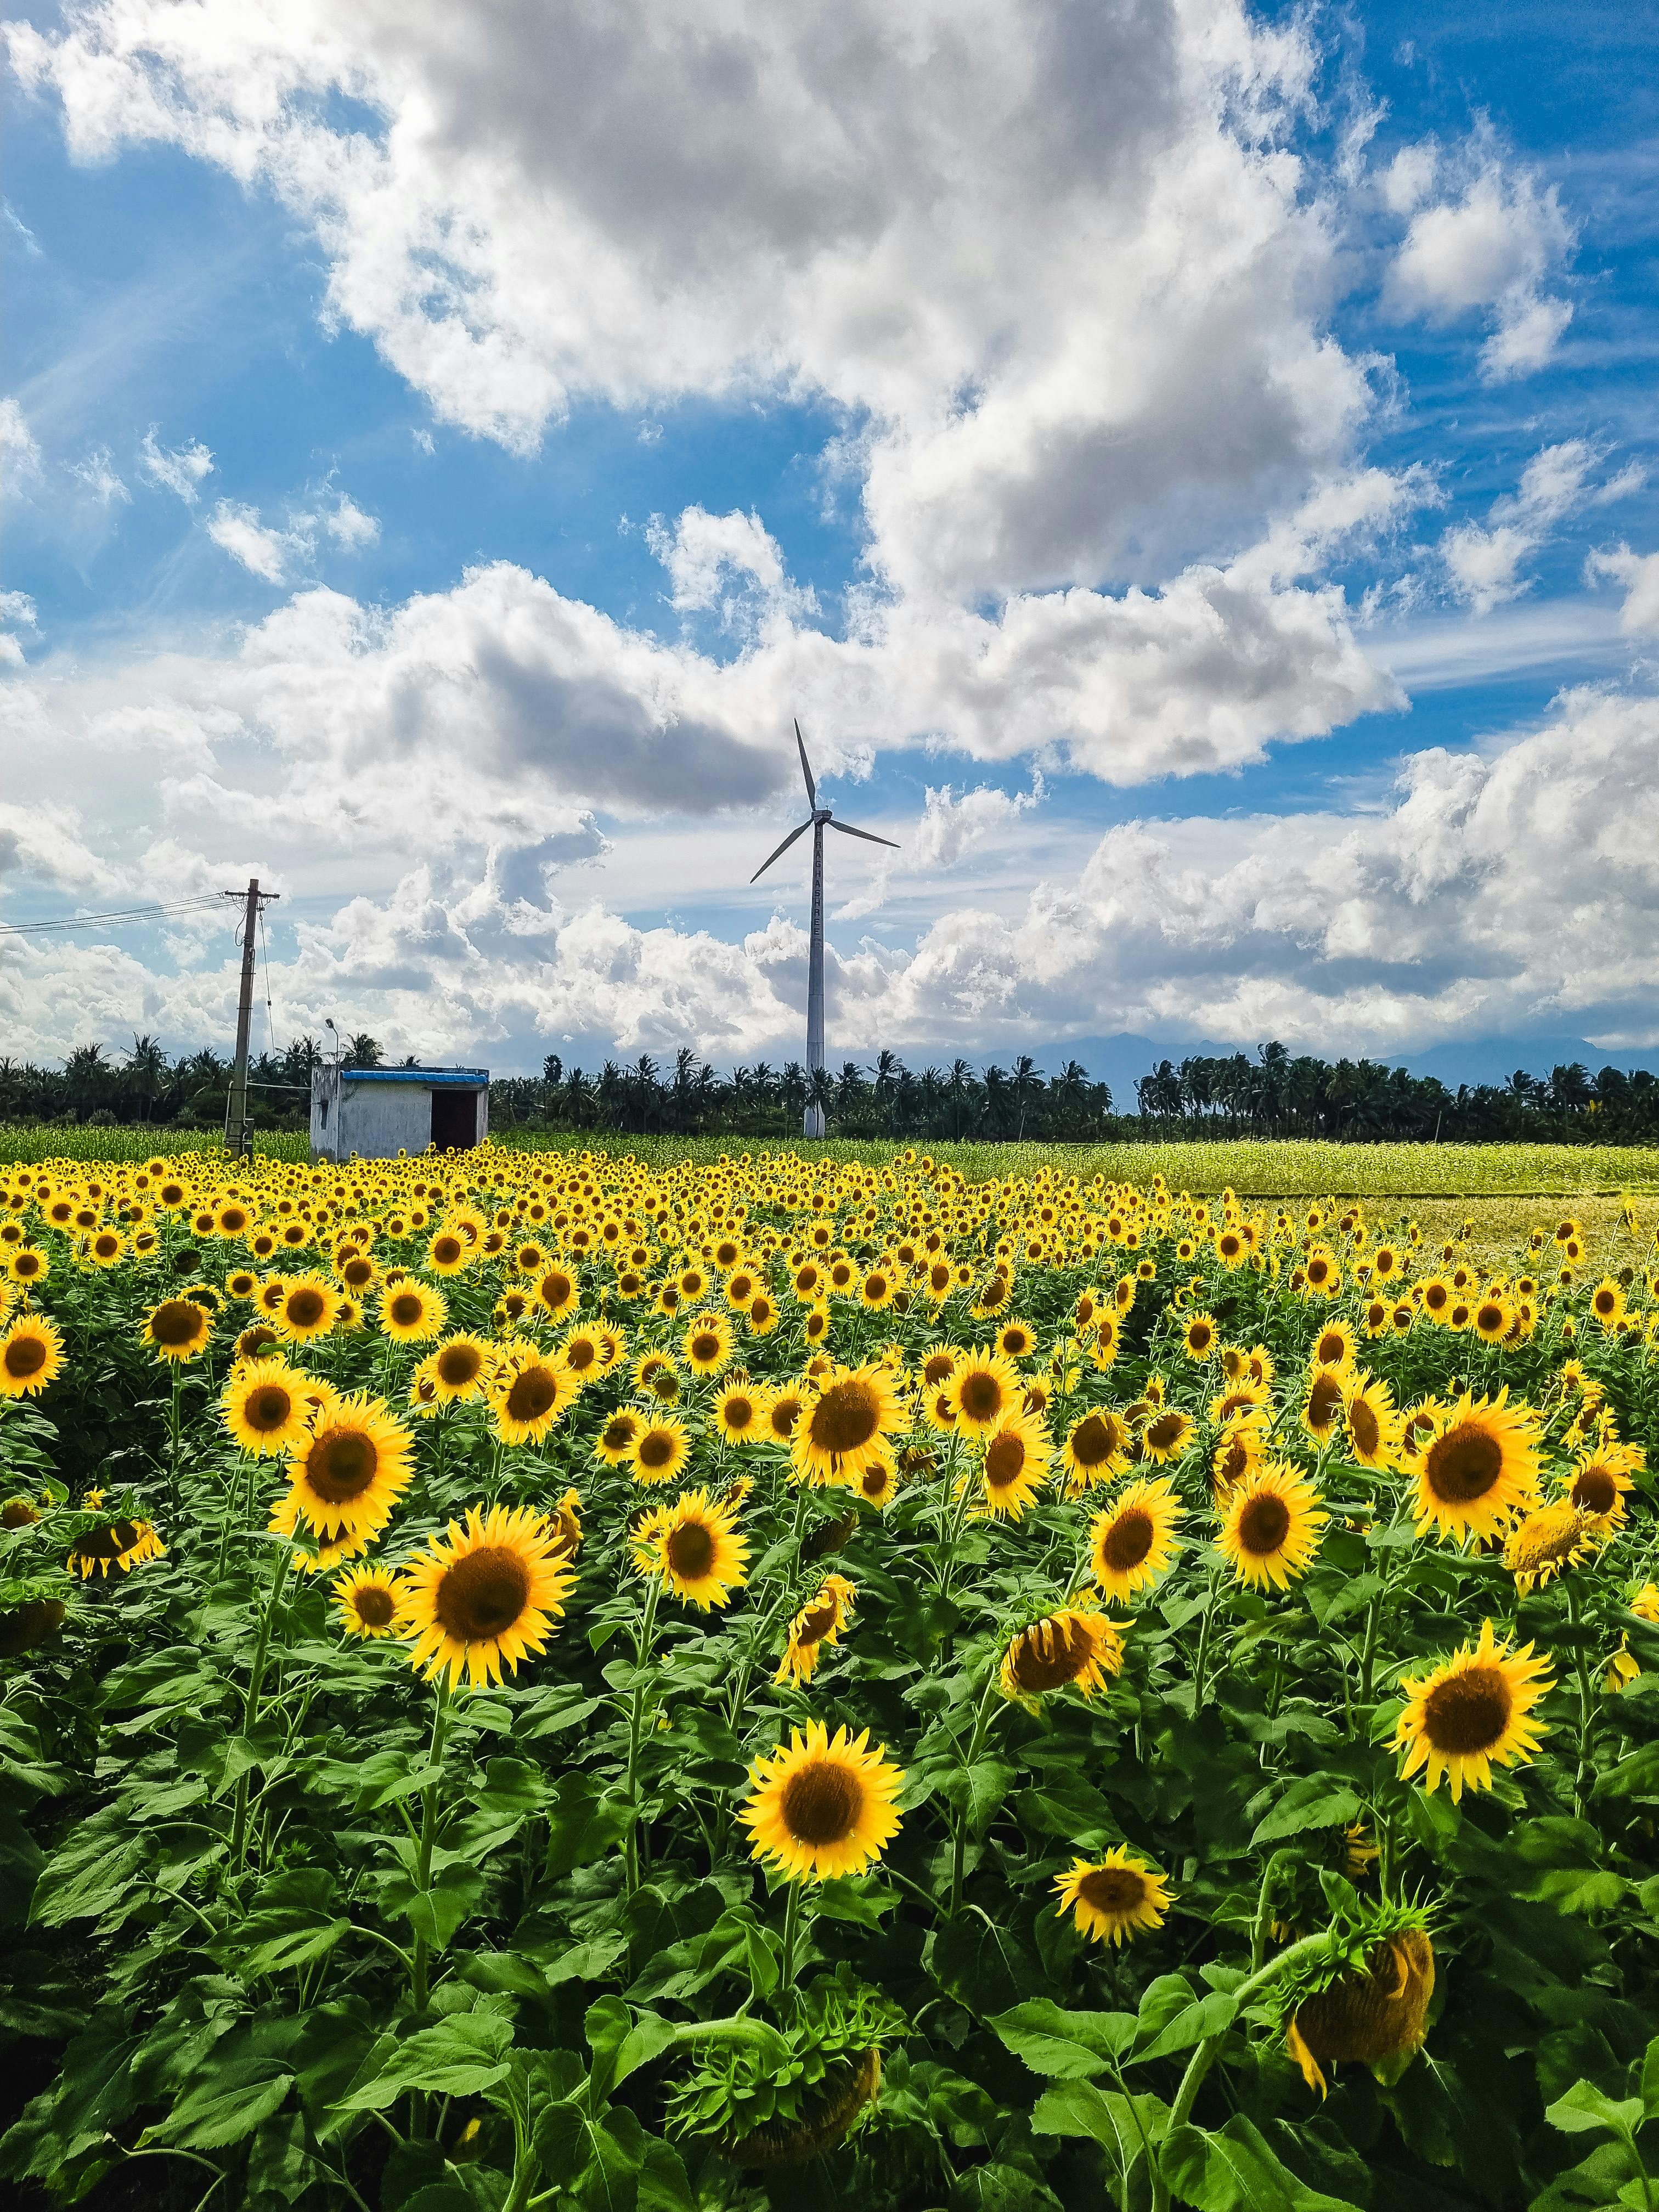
984 1434 1027 1488
249 1388 291 1429
355 1587 396 1628
810 1384 879 1454
4 1341 47 1379
437 1348 480 1386
506 1369 558 1421
1077 1866 1146 1914
435 1546 531 1639
1102 1510 1154 1573
958 1375 1002 1422
781 1761 864 1847
667 1525 715 1578
1239 1494 1291 1555
1421 1666 1512 1753
308 1430 380 1502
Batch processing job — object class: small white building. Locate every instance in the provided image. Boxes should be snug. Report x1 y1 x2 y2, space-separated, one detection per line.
311 1065 489 1161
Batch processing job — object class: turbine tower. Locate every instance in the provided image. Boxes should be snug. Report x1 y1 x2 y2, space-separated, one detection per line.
752 720 899 1138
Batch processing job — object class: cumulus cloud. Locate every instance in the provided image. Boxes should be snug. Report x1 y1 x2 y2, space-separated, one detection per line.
1588 547 1659 637
206 500 313 584
0 396 41 496
324 492 380 550
1440 439 1628 614
139 425 213 503
1386 136 1575 380
0 588 38 667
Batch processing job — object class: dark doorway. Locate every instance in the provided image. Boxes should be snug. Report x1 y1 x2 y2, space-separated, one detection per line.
431 1088 479 1150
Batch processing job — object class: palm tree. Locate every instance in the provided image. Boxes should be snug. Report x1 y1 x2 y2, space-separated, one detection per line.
126 1034 167 1122
1011 1054 1043 1140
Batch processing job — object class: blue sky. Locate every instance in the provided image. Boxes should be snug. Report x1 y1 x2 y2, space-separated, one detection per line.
2 0 1658 1085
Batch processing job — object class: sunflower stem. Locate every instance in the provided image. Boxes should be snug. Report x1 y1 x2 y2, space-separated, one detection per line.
778 1880 805 2002
1565 1579 1595 1815
949 1671 1004 1917
168 1362 183 1521
410 1677 455 2029
1250 1850 1295 1973
623 1575 663 1897
1190 1564 1221 1711
228 1539 292 1877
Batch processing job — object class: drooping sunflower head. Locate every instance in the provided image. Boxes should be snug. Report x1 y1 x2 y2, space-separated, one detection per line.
1053 1847 1172 1947
0 1312 64 1398
284 1391 415 1541
1217 1461 1327 1590
1000 1605 1124 1707
220 1357 309 1458
774 1573 858 1684
739 1722 905 1883
1393 1618 1552 1800
141 1295 212 1363
333 1564 405 1640
67 1510 166 1580
1088 1476 1183 1604
1413 1389 1541 1543
1502 1501 1599 1593
402 1502 573 1688
1280 1903 1436 2097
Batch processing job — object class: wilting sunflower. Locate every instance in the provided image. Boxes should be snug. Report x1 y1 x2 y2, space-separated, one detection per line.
966 1411 1050 1519
713 1377 765 1446
68 1505 165 1579
1503 1502 1599 1593
1054 1847 1173 1947
275 1273 339 1344
631 1414 692 1486
1088 1477 1183 1604
428 1333 490 1403
740 1723 904 1884
636 1487 750 1609
140 1296 212 1363
1343 1374 1403 1471
1285 1916 1436 2097
792 1362 905 1487
333 1564 405 1639
488 1351 579 1446
220 1357 310 1458
402 1502 573 1688
1211 1413 1268 1499
1217 1462 1327 1590
1412 1387 1541 1543
946 1347 1025 1438
775 1573 857 1683
592 1408 642 1466
1000 1605 1124 1707
1062 1407 1129 1492
282 1392 415 1541
1393 1620 1551 1800
380 1280 447 1345
0 1312 64 1398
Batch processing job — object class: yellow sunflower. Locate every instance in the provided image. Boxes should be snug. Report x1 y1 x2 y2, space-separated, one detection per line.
1301 1363 1348 1446
683 1310 734 1377
428 1333 491 1403
488 1352 579 1446
1342 1374 1404 1471
713 1377 765 1446
635 1486 750 1610
140 1296 212 1363
68 1507 165 1579
631 1414 692 1486
0 1312 64 1398
999 1605 1124 1707
1561 1443 1640 1532
1054 1847 1172 1947
1181 1311 1218 1362
1503 1502 1599 1594
220 1358 309 1458
969 1410 1052 1520
1393 1621 1552 1801
275 1273 339 1344
775 1574 857 1683
402 1503 573 1688
792 1362 905 1487
1088 1477 1183 1604
592 1408 642 1466
1061 1407 1129 1492
1139 1406 1195 1466
1211 1413 1268 1499
740 1723 904 1883
764 1386 807 1447
947 1347 1025 1438
1412 1388 1541 1543
1217 1462 1327 1591
380 1280 447 1345
1310 1317 1358 1371
333 1564 405 1639
281 1392 415 1541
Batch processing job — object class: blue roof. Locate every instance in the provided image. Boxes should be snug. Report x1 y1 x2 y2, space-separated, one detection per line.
338 1066 488 1086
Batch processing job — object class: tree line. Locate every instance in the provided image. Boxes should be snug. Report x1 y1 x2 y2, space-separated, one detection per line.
2 1032 1657 1144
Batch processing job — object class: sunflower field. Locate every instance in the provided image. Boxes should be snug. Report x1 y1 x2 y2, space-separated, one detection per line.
2 1145 1659 2212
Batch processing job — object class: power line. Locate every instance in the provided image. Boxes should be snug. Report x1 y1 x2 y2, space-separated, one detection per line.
0 895 230 938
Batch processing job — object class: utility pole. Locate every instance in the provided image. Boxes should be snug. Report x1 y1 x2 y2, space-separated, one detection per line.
222 878 280 1157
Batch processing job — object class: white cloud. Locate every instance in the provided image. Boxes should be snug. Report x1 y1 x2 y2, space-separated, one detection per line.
1588 548 1659 637
0 396 41 495
1387 137 1575 380
324 491 380 550
0 588 38 667
645 505 813 630
69 444 131 504
1440 439 1612 615
139 425 214 503
206 499 314 583
3 200 41 253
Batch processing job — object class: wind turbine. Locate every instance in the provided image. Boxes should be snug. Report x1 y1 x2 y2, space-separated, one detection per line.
752 720 899 1138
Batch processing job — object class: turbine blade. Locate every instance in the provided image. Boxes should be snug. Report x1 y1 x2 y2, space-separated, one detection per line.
750 817 813 883
827 818 901 850
794 718 817 810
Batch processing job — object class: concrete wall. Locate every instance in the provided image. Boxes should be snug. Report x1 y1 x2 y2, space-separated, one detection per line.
310 1069 488 1161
